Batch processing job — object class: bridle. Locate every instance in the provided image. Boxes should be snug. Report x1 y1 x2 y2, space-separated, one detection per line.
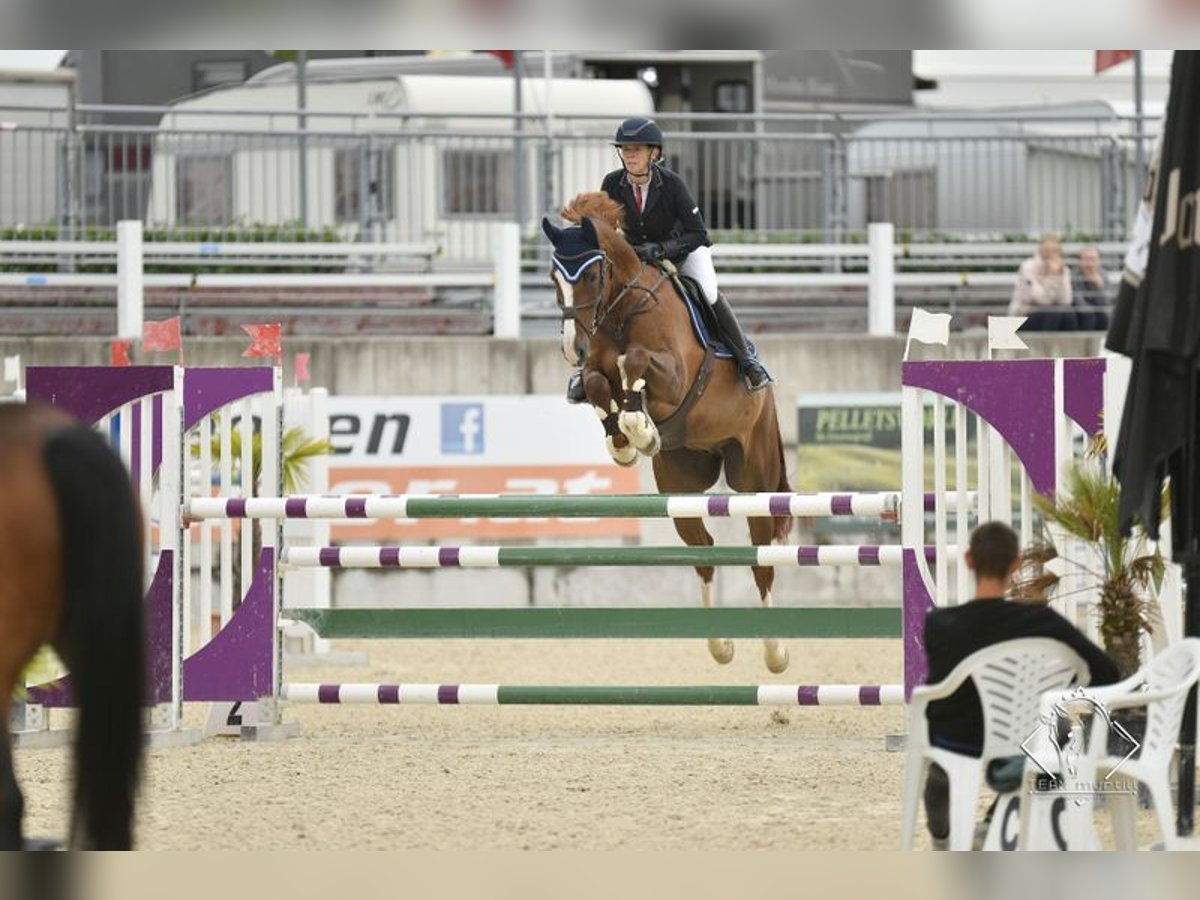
555 250 668 348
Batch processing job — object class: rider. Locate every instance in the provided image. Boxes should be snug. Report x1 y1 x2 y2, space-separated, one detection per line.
566 115 773 403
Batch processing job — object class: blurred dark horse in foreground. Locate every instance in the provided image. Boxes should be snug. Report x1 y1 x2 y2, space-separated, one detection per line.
0 403 145 849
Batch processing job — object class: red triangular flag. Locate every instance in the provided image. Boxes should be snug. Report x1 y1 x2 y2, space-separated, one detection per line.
142 317 182 352
485 50 514 69
294 352 310 384
1095 51 1135 74
242 322 282 359
111 339 132 367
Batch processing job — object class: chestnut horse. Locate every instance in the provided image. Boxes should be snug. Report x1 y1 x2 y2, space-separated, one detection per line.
0 402 144 849
542 193 793 673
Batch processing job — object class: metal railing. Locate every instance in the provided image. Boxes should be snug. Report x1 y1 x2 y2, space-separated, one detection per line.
0 104 1160 265
0 227 1116 337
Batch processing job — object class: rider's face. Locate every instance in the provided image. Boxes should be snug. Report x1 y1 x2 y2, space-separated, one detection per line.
619 144 654 176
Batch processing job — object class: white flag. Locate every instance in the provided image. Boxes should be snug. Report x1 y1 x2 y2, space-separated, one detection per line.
904 308 952 361
2 355 19 384
988 316 1029 353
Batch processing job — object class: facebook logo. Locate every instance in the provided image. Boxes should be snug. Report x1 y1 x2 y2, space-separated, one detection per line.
441 403 485 454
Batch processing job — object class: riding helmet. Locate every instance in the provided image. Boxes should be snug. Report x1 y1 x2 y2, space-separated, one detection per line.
613 116 663 149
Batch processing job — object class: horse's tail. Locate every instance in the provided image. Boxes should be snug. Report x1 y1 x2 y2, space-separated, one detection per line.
42 425 145 850
770 396 793 544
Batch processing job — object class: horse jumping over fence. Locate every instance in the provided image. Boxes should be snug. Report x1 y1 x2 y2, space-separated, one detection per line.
542 193 793 673
0 403 145 849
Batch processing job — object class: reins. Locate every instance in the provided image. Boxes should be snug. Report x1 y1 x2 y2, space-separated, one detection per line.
557 252 668 349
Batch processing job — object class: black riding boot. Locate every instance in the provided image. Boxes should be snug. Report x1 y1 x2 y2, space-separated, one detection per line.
712 294 772 391
566 368 587 404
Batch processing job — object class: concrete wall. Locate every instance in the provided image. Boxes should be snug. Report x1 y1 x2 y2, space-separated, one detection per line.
1 331 1105 447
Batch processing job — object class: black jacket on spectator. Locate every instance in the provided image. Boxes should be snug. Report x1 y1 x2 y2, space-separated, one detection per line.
923 599 1120 755
601 165 711 264
1073 273 1111 308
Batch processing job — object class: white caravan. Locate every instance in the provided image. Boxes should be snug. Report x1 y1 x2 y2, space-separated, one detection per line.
148 75 655 263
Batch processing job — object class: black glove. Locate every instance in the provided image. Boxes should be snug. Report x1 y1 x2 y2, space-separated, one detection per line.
634 243 662 263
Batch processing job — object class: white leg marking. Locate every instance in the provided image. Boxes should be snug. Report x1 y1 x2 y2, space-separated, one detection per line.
615 359 661 454
761 588 790 674
600 401 637 466
702 579 734 665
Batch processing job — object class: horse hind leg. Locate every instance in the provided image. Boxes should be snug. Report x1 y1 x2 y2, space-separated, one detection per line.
748 515 789 674
676 519 733 665
652 451 731 664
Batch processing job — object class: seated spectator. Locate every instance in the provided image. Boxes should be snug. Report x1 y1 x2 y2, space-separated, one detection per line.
921 521 1119 850
1008 234 1076 331
1071 245 1111 331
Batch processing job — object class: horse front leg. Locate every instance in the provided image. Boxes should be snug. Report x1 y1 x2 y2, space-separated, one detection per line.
583 368 636 467
616 347 662 457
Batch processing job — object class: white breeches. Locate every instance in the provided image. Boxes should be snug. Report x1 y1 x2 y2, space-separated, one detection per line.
678 245 719 305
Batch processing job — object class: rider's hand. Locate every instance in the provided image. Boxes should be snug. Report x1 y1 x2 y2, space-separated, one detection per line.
634 243 662 263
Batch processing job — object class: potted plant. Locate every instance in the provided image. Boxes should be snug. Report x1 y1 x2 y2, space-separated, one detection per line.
1016 445 1167 681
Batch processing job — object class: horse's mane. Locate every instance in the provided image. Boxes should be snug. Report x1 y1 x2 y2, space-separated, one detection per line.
561 192 625 232
557 192 639 281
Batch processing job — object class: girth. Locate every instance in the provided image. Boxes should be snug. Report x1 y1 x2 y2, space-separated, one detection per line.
650 343 717 451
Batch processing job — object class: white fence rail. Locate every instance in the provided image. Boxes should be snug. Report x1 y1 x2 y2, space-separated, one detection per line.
0 222 1120 336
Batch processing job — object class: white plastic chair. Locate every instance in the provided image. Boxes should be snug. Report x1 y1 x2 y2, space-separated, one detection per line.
901 637 1091 850
1034 638 1200 850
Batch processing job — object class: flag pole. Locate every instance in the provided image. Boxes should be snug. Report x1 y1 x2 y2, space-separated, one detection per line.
513 51 525 235
1134 51 1147 196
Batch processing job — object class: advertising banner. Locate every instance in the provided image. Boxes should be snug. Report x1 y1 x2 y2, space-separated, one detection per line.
796 393 977 493
327 395 640 540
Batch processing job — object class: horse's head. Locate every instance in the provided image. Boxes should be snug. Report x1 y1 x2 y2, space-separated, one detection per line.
542 213 639 364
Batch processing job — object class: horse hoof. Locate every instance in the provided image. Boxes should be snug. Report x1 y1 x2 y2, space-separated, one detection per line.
606 437 638 467
617 410 643 440
618 411 660 454
708 639 735 665
765 644 790 674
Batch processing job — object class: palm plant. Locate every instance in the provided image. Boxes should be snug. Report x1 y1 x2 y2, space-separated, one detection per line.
1017 447 1166 679
192 420 332 595
198 423 332 495
20 425 332 694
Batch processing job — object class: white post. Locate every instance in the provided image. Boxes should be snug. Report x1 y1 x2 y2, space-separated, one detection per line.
152 366 184 736
867 222 895 336
282 386 332 655
116 219 144 339
493 221 521 339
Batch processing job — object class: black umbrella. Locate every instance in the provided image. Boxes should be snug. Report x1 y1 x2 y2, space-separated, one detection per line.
1108 50 1200 838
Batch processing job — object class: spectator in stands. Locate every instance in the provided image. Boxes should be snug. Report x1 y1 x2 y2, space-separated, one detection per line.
1071 245 1111 331
1008 234 1076 331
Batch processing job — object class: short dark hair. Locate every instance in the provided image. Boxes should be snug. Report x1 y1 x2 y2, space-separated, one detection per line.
968 521 1020 579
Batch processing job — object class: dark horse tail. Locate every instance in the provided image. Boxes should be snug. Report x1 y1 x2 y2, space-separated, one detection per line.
43 425 145 849
770 395 793 544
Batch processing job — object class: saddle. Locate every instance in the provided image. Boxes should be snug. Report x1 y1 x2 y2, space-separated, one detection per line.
645 260 719 451
655 260 733 360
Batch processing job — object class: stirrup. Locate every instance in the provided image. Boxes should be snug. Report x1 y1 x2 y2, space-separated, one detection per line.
566 370 587 404
742 362 773 392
